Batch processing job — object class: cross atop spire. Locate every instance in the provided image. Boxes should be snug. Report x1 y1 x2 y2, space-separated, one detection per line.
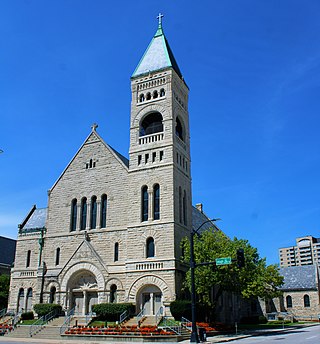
91 123 98 131
157 13 164 28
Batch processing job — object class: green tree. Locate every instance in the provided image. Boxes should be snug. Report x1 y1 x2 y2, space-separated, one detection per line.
0 274 10 309
181 229 283 310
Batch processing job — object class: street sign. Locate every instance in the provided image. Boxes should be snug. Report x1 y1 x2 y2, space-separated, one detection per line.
215 257 232 265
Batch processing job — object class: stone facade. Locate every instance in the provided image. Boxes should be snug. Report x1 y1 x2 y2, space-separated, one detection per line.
8 21 201 318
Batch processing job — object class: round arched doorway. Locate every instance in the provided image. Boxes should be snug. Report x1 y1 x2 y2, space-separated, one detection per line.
67 270 98 315
137 285 163 316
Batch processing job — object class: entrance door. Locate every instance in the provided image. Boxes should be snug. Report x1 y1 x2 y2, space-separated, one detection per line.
153 292 162 315
73 292 84 315
142 293 151 314
88 292 98 313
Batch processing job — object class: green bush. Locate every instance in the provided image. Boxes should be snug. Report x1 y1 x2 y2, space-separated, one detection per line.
170 300 192 320
92 303 135 321
33 303 62 317
21 311 34 320
259 316 268 324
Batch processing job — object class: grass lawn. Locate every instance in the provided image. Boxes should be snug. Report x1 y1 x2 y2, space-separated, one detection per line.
19 319 46 325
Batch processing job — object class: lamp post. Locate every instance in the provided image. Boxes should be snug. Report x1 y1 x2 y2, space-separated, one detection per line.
190 218 221 343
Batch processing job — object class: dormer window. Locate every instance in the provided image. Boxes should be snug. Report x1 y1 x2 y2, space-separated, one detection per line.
140 112 163 136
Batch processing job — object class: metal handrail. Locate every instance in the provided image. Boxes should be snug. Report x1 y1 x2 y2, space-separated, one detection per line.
0 308 6 319
85 311 96 325
136 307 145 325
181 316 192 330
155 306 164 326
29 308 59 337
59 307 75 335
120 310 128 324
161 316 181 335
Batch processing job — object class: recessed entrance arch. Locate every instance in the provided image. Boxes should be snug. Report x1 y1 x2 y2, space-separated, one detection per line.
137 285 162 316
67 270 98 315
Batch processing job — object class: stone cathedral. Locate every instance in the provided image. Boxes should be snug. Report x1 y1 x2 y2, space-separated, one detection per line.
8 18 211 317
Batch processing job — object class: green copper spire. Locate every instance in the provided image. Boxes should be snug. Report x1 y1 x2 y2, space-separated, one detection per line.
132 14 183 78
154 12 164 37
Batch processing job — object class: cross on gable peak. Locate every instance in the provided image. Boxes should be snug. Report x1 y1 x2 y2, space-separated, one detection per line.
91 123 98 131
157 13 164 27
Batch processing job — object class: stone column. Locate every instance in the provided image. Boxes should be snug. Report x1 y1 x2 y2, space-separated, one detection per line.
83 290 87 315
96 201 101 229
150 293 154 315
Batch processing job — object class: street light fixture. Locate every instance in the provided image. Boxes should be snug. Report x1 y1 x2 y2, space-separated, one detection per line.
190 218 221 343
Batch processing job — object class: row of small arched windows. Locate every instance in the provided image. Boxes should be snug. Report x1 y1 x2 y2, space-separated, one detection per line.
139 89 165 103
142 184 160 222
70 194 107 231
286 294 311 308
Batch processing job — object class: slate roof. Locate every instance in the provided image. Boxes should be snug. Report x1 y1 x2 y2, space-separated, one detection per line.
108 145 129 168
279 265 319 291
192 206 220 232
0 236 16 265
132 23 183 78
20 207 47 232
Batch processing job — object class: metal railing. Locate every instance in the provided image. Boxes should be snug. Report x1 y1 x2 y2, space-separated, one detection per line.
29 308 59 337
85 311 96 325
136 307 145 325
0 308 6 319
161 317 181 335
120 310 128 324
59 307 75 335
155 306 164 326
181 316 192 330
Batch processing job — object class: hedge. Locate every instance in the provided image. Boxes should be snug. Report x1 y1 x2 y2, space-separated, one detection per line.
92 303 135 321
33 303 62 317
21 311 34 320
170 300 192 320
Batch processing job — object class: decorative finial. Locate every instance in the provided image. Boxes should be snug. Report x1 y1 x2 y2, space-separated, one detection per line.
157 13 164 27
91 123 98 131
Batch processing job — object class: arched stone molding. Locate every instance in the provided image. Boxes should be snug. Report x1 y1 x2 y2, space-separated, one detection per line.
105 277 124 291
45 279 60 292
127 275 172 303
132 104 168 128
60 262 105 292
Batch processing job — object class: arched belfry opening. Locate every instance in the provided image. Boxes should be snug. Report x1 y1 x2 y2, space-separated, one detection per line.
140 112 163 136
175 117 184 141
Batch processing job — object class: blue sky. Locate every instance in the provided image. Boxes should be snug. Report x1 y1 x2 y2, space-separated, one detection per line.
1 1 320 265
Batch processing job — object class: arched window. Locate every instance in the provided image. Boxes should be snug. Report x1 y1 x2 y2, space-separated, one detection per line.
160 88 165 97
55 247 60 266
175 117 184 141
80 198 87 230
70 199 77 231
183 190 187 225
110 284 117 303
304 294 310 307
114 242 119 262
100 194 107 228
153 184 160 220
18 288 24 312
146 237 155 258
26 288 32 311
179 187 182 223
26 250 31 268
140 112 163 136
142 186 148 222
286 295 292 308
153 90 158 99
90 196 97 229
49 286 56 304
146 92 151 100
139 94 145 102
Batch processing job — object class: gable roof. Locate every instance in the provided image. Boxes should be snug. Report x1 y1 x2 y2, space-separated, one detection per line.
279 265 319 291
192 205 220 232
18 205 47 233
0 236 16 265
50 127 129 192
132 22 183 78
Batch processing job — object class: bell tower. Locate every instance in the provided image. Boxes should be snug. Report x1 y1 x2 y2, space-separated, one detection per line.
127 15 192 300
